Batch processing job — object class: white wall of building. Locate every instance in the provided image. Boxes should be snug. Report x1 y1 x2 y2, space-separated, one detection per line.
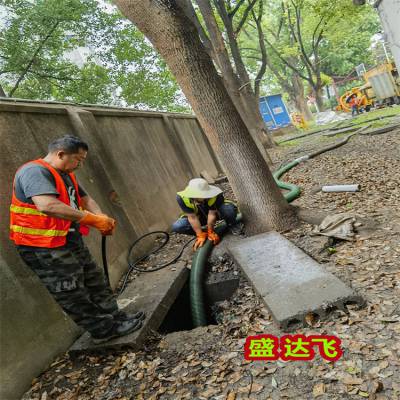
376 0 400 71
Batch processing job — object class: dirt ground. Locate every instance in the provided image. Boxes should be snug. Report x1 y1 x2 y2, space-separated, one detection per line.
22 114 400 400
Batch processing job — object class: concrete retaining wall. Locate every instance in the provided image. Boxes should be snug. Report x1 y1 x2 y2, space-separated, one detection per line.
0 101 222 399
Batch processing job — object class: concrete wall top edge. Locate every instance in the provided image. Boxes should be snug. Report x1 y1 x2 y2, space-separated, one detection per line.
0 99 196 119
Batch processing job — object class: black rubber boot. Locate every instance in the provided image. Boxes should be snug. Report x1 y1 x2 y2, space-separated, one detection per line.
92 318 143 344
113 310 146 322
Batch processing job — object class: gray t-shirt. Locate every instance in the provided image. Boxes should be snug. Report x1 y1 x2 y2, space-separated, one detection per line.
14 163 87 248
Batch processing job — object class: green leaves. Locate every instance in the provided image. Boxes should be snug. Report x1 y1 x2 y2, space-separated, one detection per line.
0 0 187 111
254 0 380 108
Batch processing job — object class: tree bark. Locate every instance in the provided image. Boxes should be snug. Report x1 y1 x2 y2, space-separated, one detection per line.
113 0 296 233
0 84 6 97
237 91 275 154
293 93 313 120
291 74 313 121
314 86 326 112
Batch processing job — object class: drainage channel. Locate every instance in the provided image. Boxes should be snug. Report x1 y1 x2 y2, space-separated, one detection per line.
158 270 240 334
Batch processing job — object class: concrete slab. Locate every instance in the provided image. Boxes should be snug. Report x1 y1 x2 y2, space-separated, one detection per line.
205 271 240 303
228 232 365 331
209 232 244 262
69 261 189 352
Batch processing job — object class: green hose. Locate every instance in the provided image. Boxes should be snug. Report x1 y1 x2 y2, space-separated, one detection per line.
191 158 304 328
190 247 210 326
273 158 304 202
190 216 242 327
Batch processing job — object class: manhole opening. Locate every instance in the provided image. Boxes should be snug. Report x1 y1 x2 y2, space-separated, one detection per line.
324 305 338 314
158 272 240 334
286 318 302 330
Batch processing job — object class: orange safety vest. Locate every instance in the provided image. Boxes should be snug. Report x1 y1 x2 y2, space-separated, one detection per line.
9 159 83 248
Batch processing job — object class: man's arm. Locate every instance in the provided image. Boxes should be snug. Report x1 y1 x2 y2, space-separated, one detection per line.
187 213 204 235
80 195 102 214
32 195 85 221
32 194 116 235
207 210 218 230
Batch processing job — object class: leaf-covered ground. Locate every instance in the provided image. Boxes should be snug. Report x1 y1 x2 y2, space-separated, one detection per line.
23 115 400 400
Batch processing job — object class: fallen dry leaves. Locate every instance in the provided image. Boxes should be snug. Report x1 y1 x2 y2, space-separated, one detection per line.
22 126 400 399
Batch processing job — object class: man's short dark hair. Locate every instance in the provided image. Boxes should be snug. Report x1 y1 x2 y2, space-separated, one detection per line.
48 135 89 154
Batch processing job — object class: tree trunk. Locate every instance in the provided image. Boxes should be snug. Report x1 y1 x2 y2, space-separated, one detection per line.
113 0 296 233
0 84 6 97
224 75 274 163
238 90 275 151
291 74 313 121
314 86 325 112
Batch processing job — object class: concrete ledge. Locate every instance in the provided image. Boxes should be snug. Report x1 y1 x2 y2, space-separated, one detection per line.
69 261 189 352
228 232 365 331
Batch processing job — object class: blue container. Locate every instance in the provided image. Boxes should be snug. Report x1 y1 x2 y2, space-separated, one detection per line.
259 94 291 130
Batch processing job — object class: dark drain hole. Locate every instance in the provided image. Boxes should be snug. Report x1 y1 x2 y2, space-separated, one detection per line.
158 272 240 334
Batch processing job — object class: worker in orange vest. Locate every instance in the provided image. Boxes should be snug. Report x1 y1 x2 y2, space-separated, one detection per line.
348 94 359 117
10 135 145 343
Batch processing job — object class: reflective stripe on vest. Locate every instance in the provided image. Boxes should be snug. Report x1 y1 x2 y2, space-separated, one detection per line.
10 204 47 216
9 159 81 248
208 197 217 207
179 195 217 214
10 225 68 237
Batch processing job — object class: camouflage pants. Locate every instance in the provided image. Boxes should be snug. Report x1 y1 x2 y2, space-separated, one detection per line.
17 242 119 337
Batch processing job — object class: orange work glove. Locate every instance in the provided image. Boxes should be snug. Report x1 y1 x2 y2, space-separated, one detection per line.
207 227 220 245
78 212 116 236
97 213 117 235
193 231 208 251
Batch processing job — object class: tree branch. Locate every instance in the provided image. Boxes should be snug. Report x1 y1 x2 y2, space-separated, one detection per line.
251 0 267 99
243 55 262 61
214 0 251 85
234 0 258 36
33 73 66 90
240 47 259 52
176 0 215 58
30 71 74 81
289 1 315 85
311 14 326 51
229 0 246 17
314 29 324 52
196 0 234 76
277 2 285 38
264 36 311 83
265 26 279 40
286 3 298 44
8 21 60 97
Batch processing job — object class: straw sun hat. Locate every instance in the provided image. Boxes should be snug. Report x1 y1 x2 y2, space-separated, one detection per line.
177 178 222 199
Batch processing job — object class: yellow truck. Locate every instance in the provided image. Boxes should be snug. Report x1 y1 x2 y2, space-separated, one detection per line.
339 62 400 112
